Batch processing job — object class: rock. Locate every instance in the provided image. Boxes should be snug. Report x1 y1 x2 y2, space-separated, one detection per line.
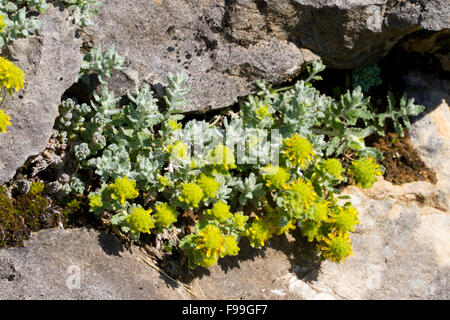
189 75 450 300
85 1 449 113
406 72 450 194
286 0 450 68
86 0 317 113
0 227 189 299
0 4 82 184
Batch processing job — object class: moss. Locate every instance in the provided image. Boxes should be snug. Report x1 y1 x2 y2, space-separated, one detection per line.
0 183 50 247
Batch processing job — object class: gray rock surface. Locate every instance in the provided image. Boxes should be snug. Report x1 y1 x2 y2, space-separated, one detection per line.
0 5 82 184
86 0 449 113
189 74 450 300
87 0 318 113
0 227 189 299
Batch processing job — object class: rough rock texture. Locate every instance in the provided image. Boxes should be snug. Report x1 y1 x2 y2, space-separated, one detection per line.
86 0 318 113
86 0 449 112
0 5 82 184
0 227 189 299
189 74 450 300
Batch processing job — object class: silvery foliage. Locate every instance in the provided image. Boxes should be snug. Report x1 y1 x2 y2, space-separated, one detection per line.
63 0 100 28
0 0 100 48
61 176 85 195
377 92 425 137
77 45 125 84
0 0 46 47
235 172 265 206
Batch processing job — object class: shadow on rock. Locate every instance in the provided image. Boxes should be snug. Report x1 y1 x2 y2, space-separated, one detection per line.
97 231 124 257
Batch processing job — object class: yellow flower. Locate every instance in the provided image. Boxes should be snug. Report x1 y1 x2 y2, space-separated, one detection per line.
285 178 317 211
126 206 155 235
206 200 233 222
88 193 103 209
245 217 272 248
108 176 139 204
221 236 240 257
262 164 290 190
307 200 329 223
168 119 182 130
0 15 6 32
320 232 354 263
195 224 225 258
167 141 189 160
154 202 178 228
264 206 296 236
199 254 219 268
197 174 221 200
320 158 345 180
178 182 204 208
255 104 272 120
282 134 314 168
348 156 382 189
328 203 359 233
0 57 25 94
232 212 249 231
0 109 11 133
206 143 237 172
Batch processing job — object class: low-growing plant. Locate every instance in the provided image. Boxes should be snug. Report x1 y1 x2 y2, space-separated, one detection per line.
54 57 425 269
0 56 25 133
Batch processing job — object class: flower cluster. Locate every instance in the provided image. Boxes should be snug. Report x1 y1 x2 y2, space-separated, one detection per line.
282 134 315 168
126 206 155 236
348 157 382 189
178 182 204 209
53 59 424 269
108 176 139 204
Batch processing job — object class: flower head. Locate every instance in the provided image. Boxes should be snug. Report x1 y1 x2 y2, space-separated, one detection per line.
88 193 103 209
222 235 240 257
245 217 272 248
155 202 178 228
285 178 317 211
0 57 25 94
301 220 320 242
178 182 204 209
307 200 329 223
320 158 345 180
255 104 272 120
195 224 225 258
232 212 249 231
108 176 139 204
329 203 359 232
262 165 290 190
348 157 382 189
126 206 155 235
0 15 6 32
206 200 233 222
206 143 237 173
167 119 182 130
282 134 314 168
320 232 354 263
167 141 189 160
0 109 11 133
197 174 220 200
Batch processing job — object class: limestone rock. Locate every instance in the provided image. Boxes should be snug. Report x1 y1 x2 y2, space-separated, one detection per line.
86 0 449 113
0 227 189 299
85 0 317 112
0 5 82 184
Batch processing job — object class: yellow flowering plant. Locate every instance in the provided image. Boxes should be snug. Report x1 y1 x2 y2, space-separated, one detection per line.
56 60 422 269
0 57 25 134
